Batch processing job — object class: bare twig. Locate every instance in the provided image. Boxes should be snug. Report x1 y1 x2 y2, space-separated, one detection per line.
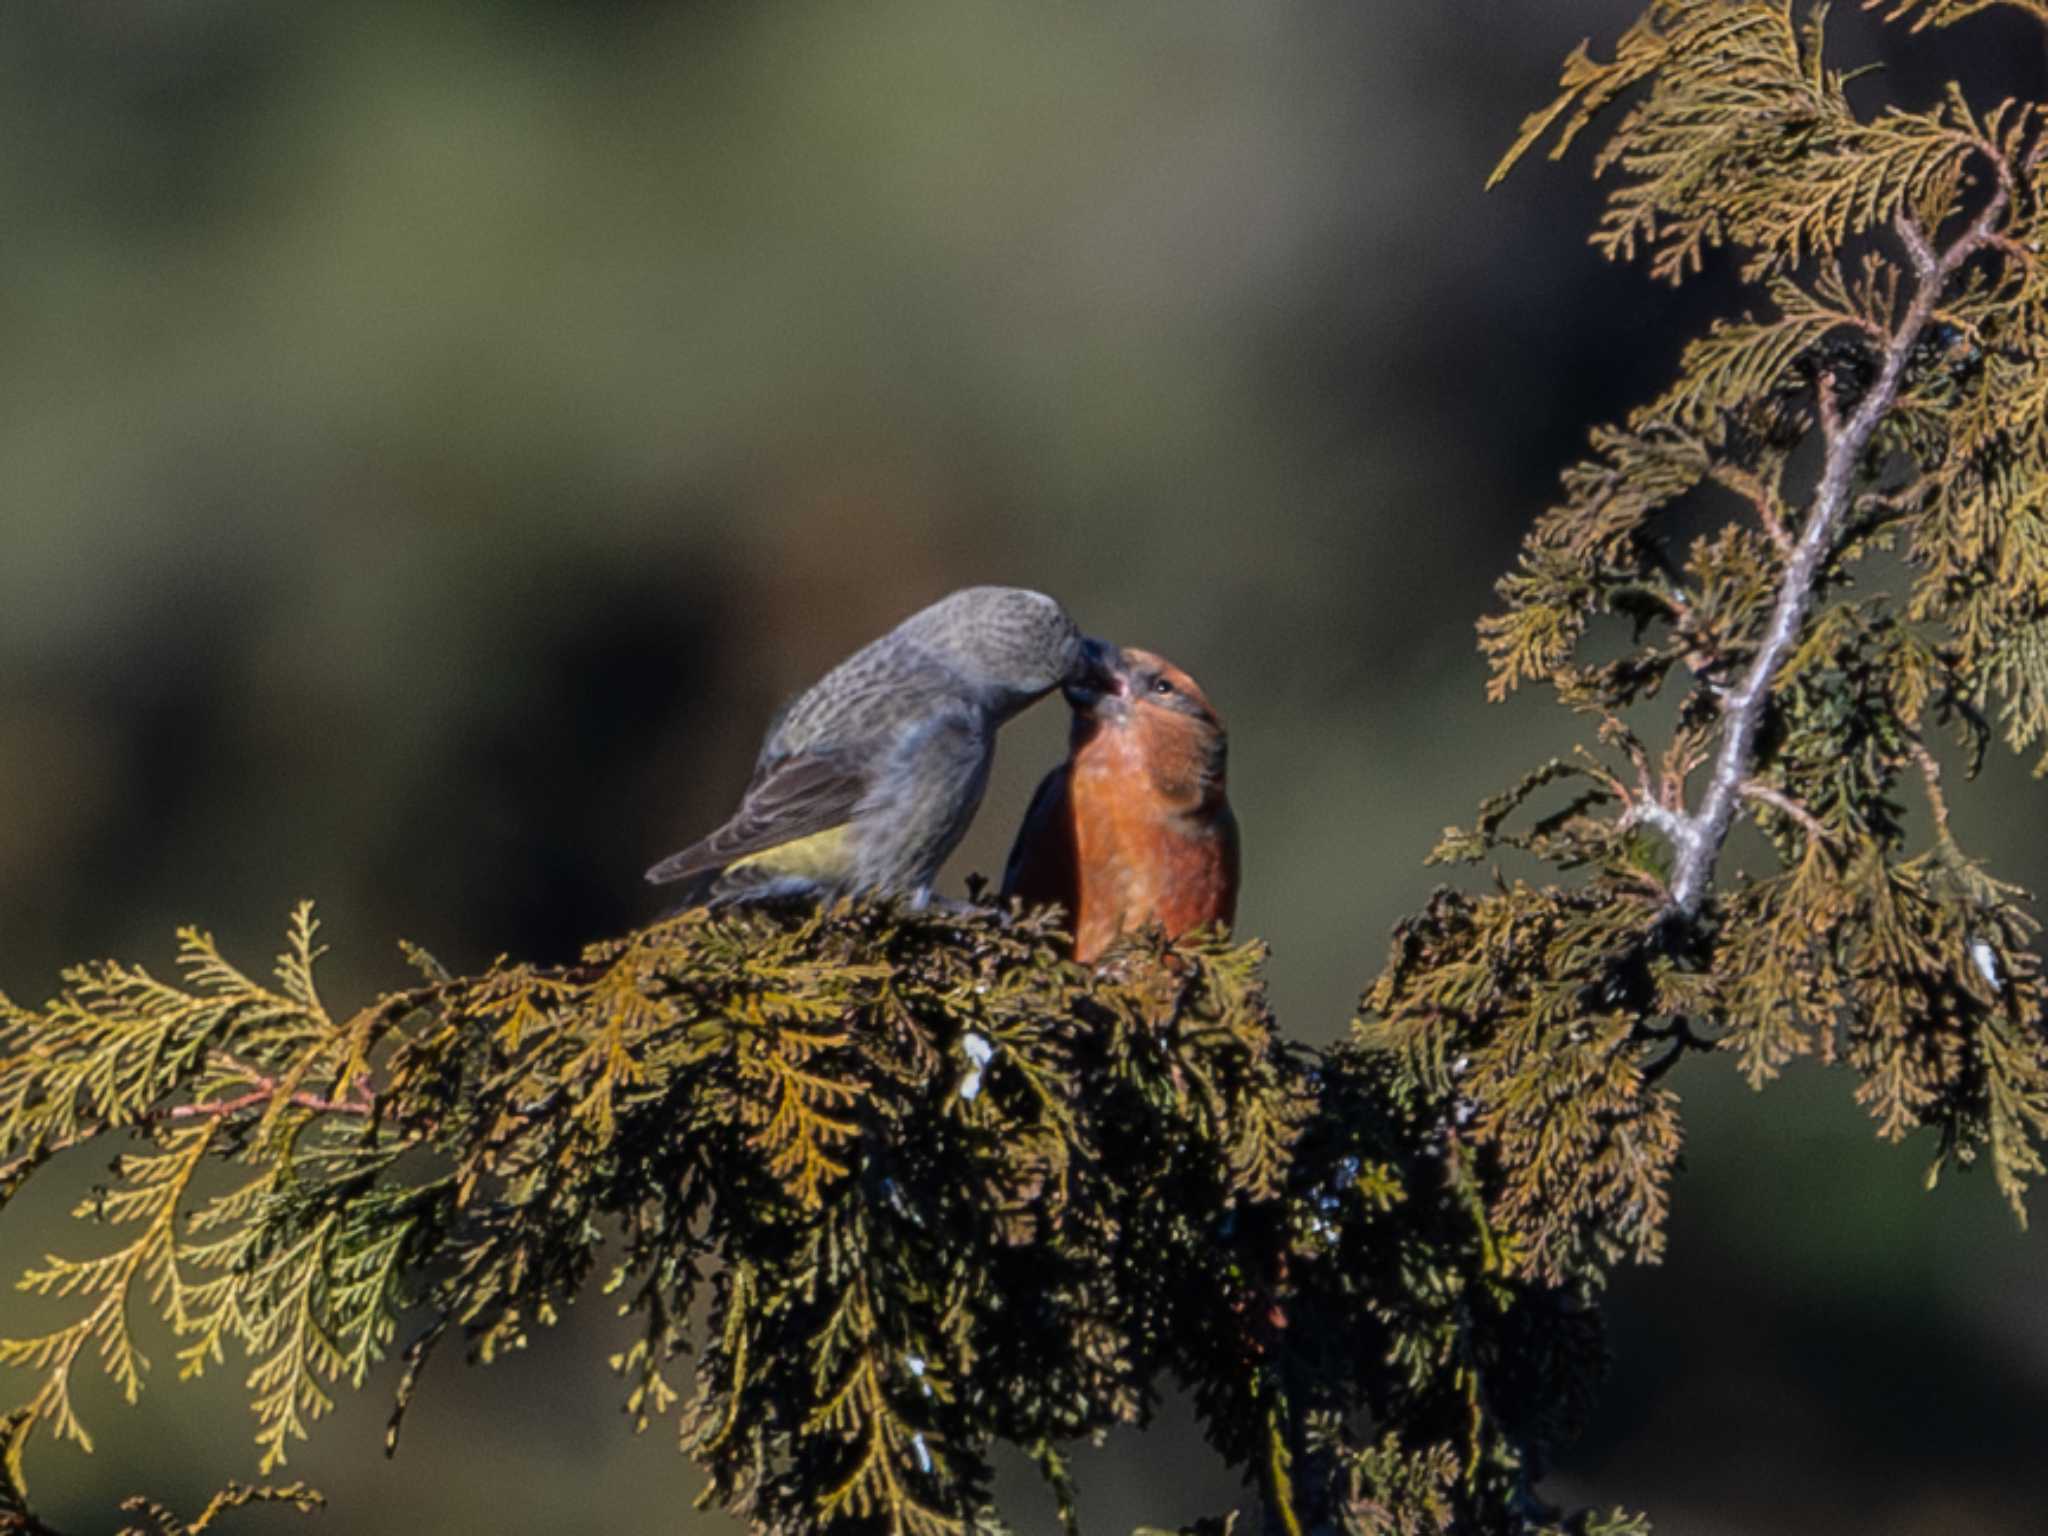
1903 734 1954 838
1708 461 1794 555
1738 780 1831 847
1663 182 2011 916
1848 469 1938 528
0 1068 381 1188
1814 368 1844 443
0 984 446 1191
172 1044 378 1120
163 1082 375 1121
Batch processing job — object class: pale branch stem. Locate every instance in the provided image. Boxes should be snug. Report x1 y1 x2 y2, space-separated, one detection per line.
1814 369 1843 442
0 1074 380 1184
1623 801 1690 844
162 1080 375 1121
1851 468 1938 520
1905 733 1959 849
1738 780 1830 845
1571 749 1631 807
1657 724 1712 820
1708 461 1793 555
1663 185 2010 917
1621 732 1657 805
191 1046 378 1118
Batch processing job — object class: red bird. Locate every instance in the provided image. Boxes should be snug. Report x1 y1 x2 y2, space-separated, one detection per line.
1001 645 1239 962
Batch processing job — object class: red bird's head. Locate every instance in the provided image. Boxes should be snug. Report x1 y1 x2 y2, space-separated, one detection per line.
1063 644 1228 809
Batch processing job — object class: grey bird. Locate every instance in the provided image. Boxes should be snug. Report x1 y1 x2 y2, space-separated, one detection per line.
647 586 1113 906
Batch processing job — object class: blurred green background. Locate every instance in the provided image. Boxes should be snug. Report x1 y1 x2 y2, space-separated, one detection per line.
2 3 2044 1531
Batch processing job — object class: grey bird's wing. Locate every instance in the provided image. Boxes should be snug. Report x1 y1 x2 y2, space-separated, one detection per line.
764 639 953 760
845 704 994 895
648 628 1009 893
644 748 871 887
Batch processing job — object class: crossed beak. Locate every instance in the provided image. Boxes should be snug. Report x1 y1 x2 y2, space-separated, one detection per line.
1063 637 1127 714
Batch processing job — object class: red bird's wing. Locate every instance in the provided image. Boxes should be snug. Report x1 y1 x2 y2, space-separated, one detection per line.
999 764 1078 918
1152 797 1239 938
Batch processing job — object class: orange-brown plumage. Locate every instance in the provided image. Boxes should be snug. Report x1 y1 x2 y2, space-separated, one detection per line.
1002 647 1238 962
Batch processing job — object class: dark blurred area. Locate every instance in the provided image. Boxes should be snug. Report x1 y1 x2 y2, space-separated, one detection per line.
2 3 2044 1532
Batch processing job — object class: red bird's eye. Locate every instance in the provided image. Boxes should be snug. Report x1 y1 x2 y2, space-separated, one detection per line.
1151 678 1175 696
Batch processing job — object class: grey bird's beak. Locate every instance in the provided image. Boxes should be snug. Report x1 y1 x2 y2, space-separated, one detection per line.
1062 636 1125 710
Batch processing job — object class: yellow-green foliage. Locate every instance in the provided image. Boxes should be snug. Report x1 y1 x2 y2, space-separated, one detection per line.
0 899 1641 1536
0 906 1270 1533
5 6 2048 1536
1403 0 2048 1307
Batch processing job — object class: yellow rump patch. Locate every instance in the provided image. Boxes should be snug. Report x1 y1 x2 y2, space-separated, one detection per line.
723 823 857 882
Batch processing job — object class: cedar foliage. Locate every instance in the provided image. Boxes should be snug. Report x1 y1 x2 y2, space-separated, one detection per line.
3 3 2047 1532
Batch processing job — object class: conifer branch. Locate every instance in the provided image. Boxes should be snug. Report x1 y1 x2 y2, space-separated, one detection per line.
1666 177 2011 916
1460 0 2048 1271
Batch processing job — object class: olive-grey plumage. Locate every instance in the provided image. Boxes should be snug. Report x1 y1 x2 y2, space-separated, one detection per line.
647 587 1104 905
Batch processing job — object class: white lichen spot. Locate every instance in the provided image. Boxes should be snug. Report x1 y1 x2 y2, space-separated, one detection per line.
1970 936 2003 993
957 1031 997 1101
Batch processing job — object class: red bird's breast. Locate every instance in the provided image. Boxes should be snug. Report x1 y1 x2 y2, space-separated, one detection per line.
1003 651 1239 962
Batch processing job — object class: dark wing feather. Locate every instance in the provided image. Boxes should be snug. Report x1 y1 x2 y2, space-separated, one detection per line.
999 763 1074 905
645 750 871 886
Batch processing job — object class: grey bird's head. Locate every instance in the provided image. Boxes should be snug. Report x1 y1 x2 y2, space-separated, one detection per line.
900 587 1106 719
